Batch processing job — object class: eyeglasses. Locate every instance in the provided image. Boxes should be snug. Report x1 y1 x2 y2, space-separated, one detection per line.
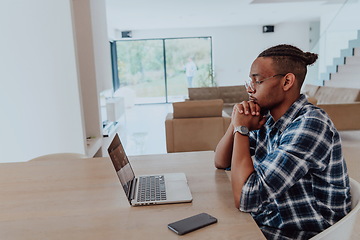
245 74 285 91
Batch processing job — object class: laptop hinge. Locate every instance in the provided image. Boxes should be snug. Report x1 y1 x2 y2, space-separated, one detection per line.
130 178 137 201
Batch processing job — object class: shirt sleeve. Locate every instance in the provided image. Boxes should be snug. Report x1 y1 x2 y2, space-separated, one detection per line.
240 116 336 212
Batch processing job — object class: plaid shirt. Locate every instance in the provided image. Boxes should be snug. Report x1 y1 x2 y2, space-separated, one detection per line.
240 94 351 240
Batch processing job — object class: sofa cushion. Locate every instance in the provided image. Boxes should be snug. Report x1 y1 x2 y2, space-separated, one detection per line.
302 84 320 98
173 99 223 118
314 86 360 104
188 87 219 100
218 85 248 103
318 103 360 130
307 97 318 105
171 117 226 152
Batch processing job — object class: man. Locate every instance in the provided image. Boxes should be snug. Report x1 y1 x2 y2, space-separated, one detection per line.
214 44 351 239
184 57 197 87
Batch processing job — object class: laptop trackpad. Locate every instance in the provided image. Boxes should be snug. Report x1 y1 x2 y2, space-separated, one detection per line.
164 173 193 202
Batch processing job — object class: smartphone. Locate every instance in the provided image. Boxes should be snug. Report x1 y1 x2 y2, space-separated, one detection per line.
167 213 218 235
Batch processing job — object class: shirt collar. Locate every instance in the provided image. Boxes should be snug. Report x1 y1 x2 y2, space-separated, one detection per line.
268 94 308 133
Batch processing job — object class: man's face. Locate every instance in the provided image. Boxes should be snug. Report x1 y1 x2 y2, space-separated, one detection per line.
247 57 285 110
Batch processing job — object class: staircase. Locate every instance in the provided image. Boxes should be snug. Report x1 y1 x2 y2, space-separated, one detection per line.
321 30 360 89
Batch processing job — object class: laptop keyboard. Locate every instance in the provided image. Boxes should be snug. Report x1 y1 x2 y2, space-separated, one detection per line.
137 175 167 202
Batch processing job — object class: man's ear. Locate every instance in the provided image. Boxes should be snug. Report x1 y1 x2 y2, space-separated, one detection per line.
282 73 296 91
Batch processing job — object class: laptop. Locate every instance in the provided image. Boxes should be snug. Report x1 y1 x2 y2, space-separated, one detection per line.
107 133 193 206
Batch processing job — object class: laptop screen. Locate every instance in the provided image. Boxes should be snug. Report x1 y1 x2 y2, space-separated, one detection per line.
108 134 135 201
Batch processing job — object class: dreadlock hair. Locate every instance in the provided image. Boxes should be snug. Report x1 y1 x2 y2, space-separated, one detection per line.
258 44 318 88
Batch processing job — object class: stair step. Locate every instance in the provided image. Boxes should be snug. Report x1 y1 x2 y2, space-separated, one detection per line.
321 72 331 81
330 72 360 82
345 56 360 65
324 79 360 89
354 48 360 56
321 38 360 82
337 64 360 74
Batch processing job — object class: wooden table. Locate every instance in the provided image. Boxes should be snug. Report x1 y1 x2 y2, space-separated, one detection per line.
0 151 265 239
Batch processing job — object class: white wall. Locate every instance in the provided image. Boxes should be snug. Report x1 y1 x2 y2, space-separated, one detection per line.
0 0 85 162
114 22 311 86
72 0 113 157
90 0 113 92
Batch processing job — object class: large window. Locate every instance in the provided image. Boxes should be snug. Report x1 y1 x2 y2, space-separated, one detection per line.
111 37 213 104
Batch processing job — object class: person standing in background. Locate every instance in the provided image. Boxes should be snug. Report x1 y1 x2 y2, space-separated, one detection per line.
184 57 197 87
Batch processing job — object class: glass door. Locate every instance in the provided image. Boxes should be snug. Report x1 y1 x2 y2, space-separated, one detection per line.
116 40 166 104
114 37 213 104
165 37 213 102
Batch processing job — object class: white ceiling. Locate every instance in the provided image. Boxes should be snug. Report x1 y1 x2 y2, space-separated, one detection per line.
105 0 350 31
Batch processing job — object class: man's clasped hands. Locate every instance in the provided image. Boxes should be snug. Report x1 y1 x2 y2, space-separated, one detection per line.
231 101 267 132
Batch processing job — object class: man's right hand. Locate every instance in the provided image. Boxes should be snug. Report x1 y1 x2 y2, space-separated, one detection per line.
232 101 267 131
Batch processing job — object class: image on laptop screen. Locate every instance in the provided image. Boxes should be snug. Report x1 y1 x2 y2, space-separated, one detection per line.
108 136 135 200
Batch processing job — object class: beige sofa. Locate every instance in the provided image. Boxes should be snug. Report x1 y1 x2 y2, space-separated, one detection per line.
188 85 249 115
303 84 360 130
165 99 231 153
